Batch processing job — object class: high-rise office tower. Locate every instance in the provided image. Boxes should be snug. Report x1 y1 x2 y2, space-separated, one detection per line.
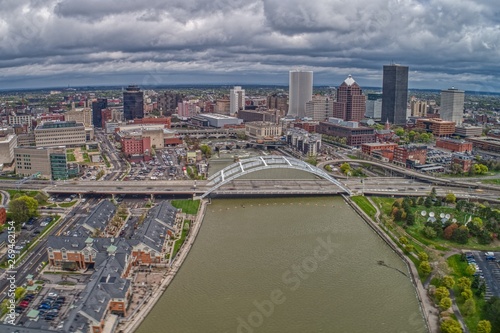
92 98 107 128
440 87 465 124
333 75 366 122
229 86 245 116
288 70 313 118
123 85 144 121
381 64 409 125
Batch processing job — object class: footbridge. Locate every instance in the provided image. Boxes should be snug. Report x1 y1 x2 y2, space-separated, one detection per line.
201 155 352 198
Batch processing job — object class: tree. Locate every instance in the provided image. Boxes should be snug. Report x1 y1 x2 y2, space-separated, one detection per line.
484 297 500 331
340 163 351 175
430 187 437 198
434 286 450 301
418 252 429 262
399 236 409 245
474 163 489 175
423 226 437 239
465 264 476 276
424 196 433 208
461 288 473 300
406 212 415 226
476 320 492 333
442 276 455 289
463 298 476 316
8 195 39 227
445 193 457 204
199 144 212 158
457 277 472 291
440 319 462 333
439 297 452 311
420 261 432 275
452 226 469 244
444 223 459 240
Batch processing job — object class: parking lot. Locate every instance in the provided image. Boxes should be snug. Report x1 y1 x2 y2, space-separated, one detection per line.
126 148 186 181
468 251 500 299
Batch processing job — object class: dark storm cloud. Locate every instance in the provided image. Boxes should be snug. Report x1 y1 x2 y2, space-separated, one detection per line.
0 0 499 90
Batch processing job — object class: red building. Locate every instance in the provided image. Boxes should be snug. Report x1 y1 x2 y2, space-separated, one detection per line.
361 142 398 155
121 135 151 161
451 153 473 173
394 145 428 167
130 116 171 128
333 75 366 122
40 113 65 122
0 206 6 225
435 138 473 152
292 121 318 133
318 120 375 147
101 108 113 128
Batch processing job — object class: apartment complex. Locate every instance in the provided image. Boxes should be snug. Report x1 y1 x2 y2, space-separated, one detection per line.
286 127 322 156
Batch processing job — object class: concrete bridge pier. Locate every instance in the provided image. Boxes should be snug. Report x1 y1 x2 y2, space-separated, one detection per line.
112 193 116 201
150 193 155 202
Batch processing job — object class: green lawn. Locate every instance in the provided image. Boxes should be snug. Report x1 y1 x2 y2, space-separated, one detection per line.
482 179 500 185
83 153 90 163
370 196 395 216
171 200 200 215
351 196 377 220
58 201 77 208
66 153 76 162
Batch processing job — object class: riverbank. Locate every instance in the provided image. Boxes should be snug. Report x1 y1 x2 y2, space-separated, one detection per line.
118 198 208 333
344 195 439 333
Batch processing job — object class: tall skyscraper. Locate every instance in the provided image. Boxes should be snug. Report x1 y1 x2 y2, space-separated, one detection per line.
123 85 144 121
288 70 313 118
381 64 409 125
333 75 366 122
440 87 465 124
229 86 245 116
92 98 107 128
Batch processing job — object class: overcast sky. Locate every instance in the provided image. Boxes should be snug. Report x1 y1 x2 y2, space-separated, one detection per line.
0 0 499 92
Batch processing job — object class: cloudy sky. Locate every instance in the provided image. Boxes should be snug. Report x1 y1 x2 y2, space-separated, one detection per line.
0 0 499 91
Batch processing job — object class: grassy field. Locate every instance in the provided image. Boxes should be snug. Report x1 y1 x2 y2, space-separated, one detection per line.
171 200 200 215
482 179 500 185
66 153 76 162
58 201 77 208
351 195 377 220
370 196 395 216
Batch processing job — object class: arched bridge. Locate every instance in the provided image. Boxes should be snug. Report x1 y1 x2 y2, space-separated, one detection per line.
201 155 352 198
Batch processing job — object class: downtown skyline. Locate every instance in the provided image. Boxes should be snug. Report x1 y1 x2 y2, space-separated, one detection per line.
0 0 499 92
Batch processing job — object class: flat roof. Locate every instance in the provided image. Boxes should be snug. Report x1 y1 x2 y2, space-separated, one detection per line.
201 113 238 120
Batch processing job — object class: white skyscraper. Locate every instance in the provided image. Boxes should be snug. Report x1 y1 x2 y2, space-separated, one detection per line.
288 70 313 118
229 86 245 116
440 87 465 125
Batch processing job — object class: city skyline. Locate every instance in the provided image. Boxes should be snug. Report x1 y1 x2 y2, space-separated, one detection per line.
0 0 499 91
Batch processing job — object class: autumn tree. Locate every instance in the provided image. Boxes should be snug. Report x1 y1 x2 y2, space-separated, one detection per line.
444 223 459 240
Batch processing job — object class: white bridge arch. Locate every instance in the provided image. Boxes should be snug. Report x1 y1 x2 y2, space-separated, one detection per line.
200 155 352 198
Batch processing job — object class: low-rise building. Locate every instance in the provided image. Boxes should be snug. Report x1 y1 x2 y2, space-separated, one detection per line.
415 118 455 137
15 146 77 180
465 136 500 153
451 153 474 173
361 142 398 156
0 206 6 225
34 121 86 147
286 128 322 156
245 121 282 140
197 113 243 128
0 128 17 165
435 138 473 152
394 144 428 167
318 118 375 147
454 125 483 137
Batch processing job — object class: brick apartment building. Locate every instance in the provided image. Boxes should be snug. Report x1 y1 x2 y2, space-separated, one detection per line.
451 153 474 173
394 145 427 167
435 138 473 152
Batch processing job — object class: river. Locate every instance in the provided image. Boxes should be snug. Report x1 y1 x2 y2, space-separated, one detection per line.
135 196 427 333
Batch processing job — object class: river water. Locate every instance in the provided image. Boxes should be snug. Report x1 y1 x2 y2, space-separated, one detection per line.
135 196 427 333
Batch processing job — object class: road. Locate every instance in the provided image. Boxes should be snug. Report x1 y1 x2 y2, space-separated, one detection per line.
0 198 96 305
